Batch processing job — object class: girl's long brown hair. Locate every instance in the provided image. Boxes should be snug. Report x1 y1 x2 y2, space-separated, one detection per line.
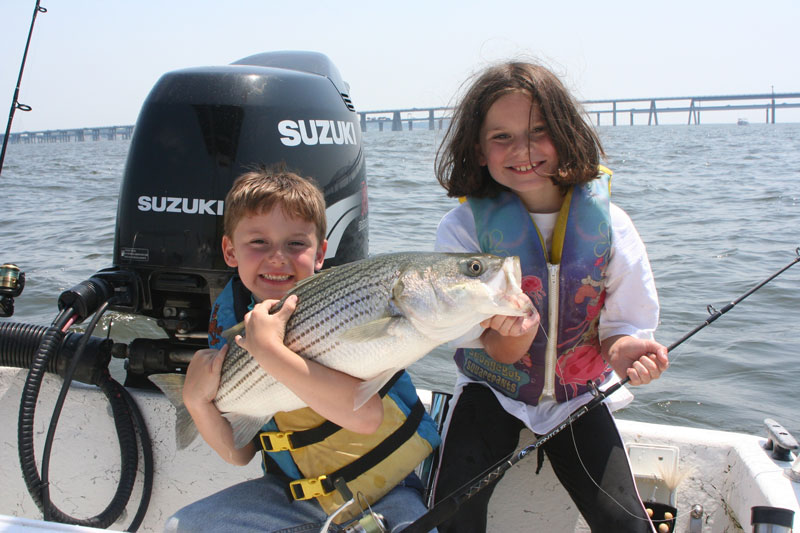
436 62 605 198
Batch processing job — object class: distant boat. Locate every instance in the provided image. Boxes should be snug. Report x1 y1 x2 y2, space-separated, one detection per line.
738 118 750 125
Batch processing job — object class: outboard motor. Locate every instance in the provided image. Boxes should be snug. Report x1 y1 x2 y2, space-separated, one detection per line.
100 51 368 385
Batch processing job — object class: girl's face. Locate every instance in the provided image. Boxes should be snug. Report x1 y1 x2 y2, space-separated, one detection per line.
476 91 562 212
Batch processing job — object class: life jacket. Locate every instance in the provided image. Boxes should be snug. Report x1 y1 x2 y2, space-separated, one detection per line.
209 275 439 523
455 167 614 405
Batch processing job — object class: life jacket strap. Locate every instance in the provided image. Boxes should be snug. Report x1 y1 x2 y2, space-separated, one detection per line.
287 398 426 502
258 371 406 452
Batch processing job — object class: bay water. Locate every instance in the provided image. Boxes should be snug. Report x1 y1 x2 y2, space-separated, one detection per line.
2 123 799 439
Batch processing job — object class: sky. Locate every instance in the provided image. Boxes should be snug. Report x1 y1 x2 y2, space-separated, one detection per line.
2 0 799 132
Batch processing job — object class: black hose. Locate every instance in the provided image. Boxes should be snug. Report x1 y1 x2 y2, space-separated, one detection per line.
17 308 73 512
7 311 152 530
120 384 154 532
0 321 57 371
1 321 112 384
41 302 139 528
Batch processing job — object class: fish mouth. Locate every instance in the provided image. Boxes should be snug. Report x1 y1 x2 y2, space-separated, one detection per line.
500 257 534 315
481 256 531 316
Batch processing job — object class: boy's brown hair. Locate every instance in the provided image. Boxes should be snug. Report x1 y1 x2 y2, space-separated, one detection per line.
436 61 605 198
223 166 327 244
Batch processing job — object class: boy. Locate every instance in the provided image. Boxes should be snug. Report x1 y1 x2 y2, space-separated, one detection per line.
165 168 440 532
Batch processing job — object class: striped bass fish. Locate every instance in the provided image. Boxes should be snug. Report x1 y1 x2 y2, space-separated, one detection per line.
150 252 532 449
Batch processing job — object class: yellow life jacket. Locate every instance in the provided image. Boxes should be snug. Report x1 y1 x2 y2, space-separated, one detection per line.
259 387 432 523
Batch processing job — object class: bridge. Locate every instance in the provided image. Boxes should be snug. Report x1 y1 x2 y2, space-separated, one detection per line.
2 125 134 144
3 93 799 143
359 92 800 131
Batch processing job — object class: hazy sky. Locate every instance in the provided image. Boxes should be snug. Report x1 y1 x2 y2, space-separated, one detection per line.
2 0 798 131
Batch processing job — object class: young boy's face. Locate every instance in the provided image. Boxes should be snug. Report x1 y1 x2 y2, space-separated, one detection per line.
222 207 326 302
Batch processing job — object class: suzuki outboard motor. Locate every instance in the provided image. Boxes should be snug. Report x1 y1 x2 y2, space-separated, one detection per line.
104 51 368 385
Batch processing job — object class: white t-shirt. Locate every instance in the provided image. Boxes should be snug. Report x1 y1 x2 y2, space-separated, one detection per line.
435 201 660 434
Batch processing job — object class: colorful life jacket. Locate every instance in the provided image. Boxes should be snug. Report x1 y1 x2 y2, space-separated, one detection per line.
209 276 439 522
455 168 614 405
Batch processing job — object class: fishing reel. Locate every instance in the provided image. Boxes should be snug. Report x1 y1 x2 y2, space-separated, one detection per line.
0 263 25 318
342 511 387 533
321 478 389 533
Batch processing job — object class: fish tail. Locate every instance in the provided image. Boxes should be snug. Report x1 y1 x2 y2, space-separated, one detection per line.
148 373 199 449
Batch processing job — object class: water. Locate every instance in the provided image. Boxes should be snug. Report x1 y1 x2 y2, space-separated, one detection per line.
2 124 800 439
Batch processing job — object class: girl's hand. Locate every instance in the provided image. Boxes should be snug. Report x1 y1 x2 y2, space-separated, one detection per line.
480 293 540 337
480 294 540 364
602 335 669 386
183 345 227 408
236 295 297 360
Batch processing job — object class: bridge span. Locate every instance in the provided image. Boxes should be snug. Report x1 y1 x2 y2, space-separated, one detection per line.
3 125 134 144
359 92 800 131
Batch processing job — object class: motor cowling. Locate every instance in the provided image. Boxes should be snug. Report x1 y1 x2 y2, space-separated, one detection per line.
106 51 368 381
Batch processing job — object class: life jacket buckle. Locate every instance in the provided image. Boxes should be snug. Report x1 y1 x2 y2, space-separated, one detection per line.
259 431 295 451
289 475 332 501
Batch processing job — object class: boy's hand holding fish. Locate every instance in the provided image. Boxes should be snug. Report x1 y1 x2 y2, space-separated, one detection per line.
182 344 256 465
236 296 296 359
183 346 226 407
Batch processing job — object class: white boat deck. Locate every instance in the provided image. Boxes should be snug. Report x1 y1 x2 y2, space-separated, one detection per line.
1 367 797 532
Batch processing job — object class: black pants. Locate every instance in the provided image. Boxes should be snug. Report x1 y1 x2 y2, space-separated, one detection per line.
432 384 655 533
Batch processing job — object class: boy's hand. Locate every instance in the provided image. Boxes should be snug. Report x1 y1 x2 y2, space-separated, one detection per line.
237 295 297 356
602 335 669 386
480 293 540 337
183 345 227 407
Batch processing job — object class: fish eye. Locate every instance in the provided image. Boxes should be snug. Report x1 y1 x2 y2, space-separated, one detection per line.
462 259 485 277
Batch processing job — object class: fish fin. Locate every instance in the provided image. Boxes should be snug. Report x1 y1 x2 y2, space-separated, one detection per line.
148 373 200 450
353 368 401 410
176 404 199 450
339 317 401 343
222 321 246 345
223 412 273 449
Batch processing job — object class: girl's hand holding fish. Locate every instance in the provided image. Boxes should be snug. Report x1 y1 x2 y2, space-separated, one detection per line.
601 335 669 386
479 293 539 336
480 293 540 364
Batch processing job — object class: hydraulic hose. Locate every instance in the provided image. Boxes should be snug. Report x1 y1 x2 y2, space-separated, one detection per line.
4 308 153 530
0 321 112 384
0 322 55 369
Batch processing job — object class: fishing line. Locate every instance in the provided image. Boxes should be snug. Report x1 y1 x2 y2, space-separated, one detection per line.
405 247 800 533
553 247 800 525
557 366 654 526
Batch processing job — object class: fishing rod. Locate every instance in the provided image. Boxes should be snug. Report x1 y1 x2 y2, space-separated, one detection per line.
404 247 800 533
0 0 47 176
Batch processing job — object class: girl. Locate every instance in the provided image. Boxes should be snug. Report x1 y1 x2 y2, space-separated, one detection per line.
431 62 669 532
